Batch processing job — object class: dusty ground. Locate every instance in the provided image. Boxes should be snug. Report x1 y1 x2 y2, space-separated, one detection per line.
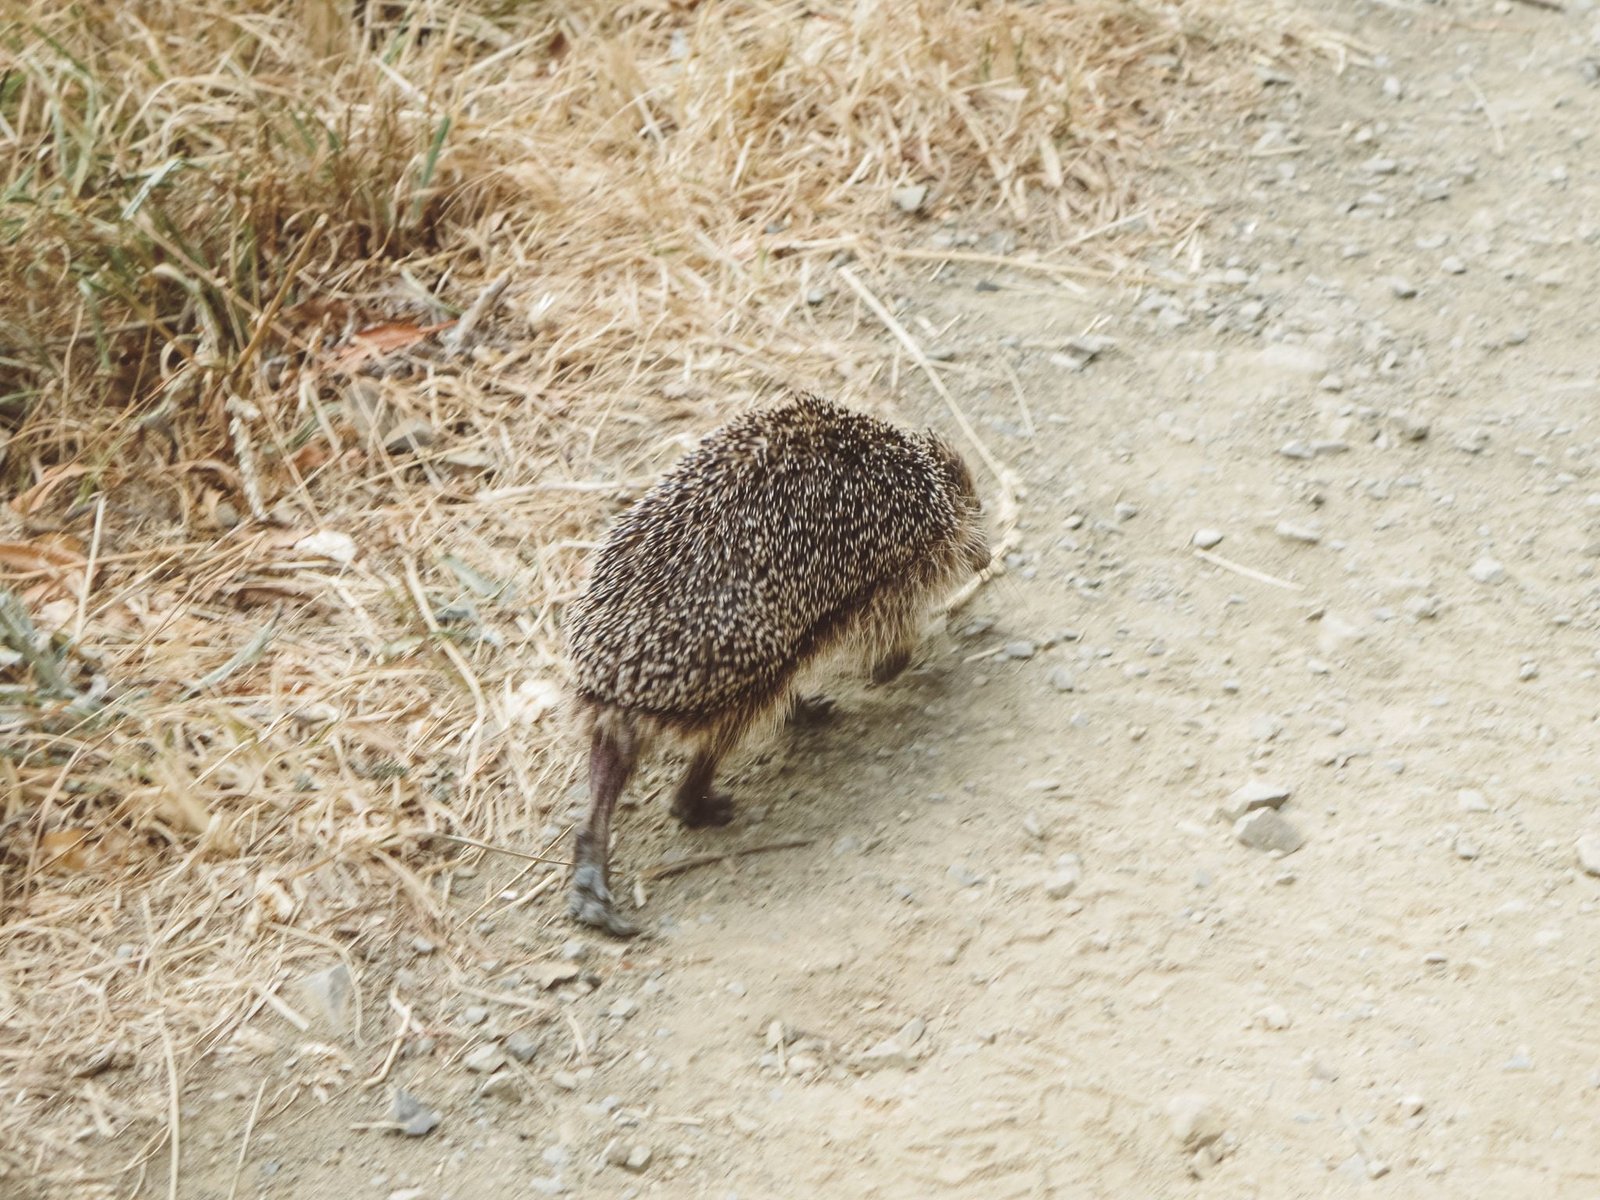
60 1 1600 1196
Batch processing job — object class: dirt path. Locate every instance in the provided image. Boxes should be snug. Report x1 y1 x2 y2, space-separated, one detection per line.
127 3 1600 1197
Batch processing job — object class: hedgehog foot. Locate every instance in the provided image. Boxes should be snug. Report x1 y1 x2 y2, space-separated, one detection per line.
569 865 640 938
671 787 735 829
789 693 837 728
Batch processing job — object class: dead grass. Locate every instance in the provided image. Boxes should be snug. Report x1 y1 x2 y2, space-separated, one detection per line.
0 0 1320 1190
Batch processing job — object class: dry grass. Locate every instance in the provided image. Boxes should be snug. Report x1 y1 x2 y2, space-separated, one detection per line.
0 0 1319 1189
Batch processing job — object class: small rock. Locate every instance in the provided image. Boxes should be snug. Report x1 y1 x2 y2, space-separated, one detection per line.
1192 529 1224 550
1234 809 1306 855
1576 834 1600 877
391 1089 441 1137
1255 1004 1292 1031
891 184 928 214
1405 595 1441 620
1278 440 1315 460
293 531 359 568
608 997 639 1020
603 1139 654 1172
1398 1095 1425 1117
1047 668 1077 693
1220 779 1292 822
947 864 984 888
856 1018 928 1071
1114 501 1139 522
1387 277 1418 299
383 420 436 454
477 1071 520 1101
1363 156 1399 175
1166 1093 1226 1152
296 963 354 1034
1457 789 1490 813
1275 520 1323 545
1392 411 1430 441
1503 1049 1534 1072
1004 640 1036 660
463 1045 505 1074
1453 834 1481 861
504 1031 539 1063
1042 854 1083 900
1468 556 1506 585
1440 255 1467 275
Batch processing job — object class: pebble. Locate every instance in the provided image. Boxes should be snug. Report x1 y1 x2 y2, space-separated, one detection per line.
296 964 354 1035
477 1071 519 1101
1458 789 1490 813
1502 1049 1534 1072
1398 1095 1425 1117
1005 640 1036 660
1441 255 1467 275
855 1018 928 1071
1576 834 1600 877
891 184 928 214
463 1045 505 1074
1453 834 1481 861
390 1088 441 1137
1193 529 1225 549
1468 556 1506 584
1219 779 1292 822
947 864 984 887
1114 501 1140 522
1387 277 1418 299
1042 854 1083 900
1166 1093 1226 1152
603 1139 654 1172
1234 809 1306 855
1275 521 1322 545
1278 440 1315 460
1255 1004 1292 1031
504 1031 539 1063
1047 668 1077 693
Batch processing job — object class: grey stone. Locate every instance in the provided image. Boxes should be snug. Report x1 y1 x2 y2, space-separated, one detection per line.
1220 779 1292 822
856 1018 928 1071
1167 1093 1225 1152
296 964 354 1034
504 1031 539 1063
1047 668 1077 693
1192 529 1225 550
891 184 928 214
1576 834 1600 877
463 1044 505 1074
391 1088 441 1136
1234 809 1305 855
1469 556 1506 584
1042 854 1083 900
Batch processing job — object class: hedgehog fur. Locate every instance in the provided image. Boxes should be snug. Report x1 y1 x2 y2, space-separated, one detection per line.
564 392 989 935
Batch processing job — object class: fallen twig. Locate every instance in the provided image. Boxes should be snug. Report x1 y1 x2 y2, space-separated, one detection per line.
643 837 815 881
1193 548 1304 592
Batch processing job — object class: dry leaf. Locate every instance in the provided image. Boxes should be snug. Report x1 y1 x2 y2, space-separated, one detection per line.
39 828 91 871
329 319 456 374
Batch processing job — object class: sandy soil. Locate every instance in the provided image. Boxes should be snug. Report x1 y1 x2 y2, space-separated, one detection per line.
55 2 1600 1197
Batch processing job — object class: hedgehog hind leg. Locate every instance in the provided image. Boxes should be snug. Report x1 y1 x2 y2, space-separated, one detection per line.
670 744 736 828
670 714 755 829
570 713 642 938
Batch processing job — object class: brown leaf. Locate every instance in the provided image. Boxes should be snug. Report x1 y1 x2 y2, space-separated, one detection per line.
330 319 457 374
39 828 91 871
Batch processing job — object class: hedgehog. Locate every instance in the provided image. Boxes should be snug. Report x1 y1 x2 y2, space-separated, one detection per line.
564 392 990 936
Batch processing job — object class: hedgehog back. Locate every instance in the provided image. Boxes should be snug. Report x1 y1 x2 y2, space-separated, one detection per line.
568 396 955 724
